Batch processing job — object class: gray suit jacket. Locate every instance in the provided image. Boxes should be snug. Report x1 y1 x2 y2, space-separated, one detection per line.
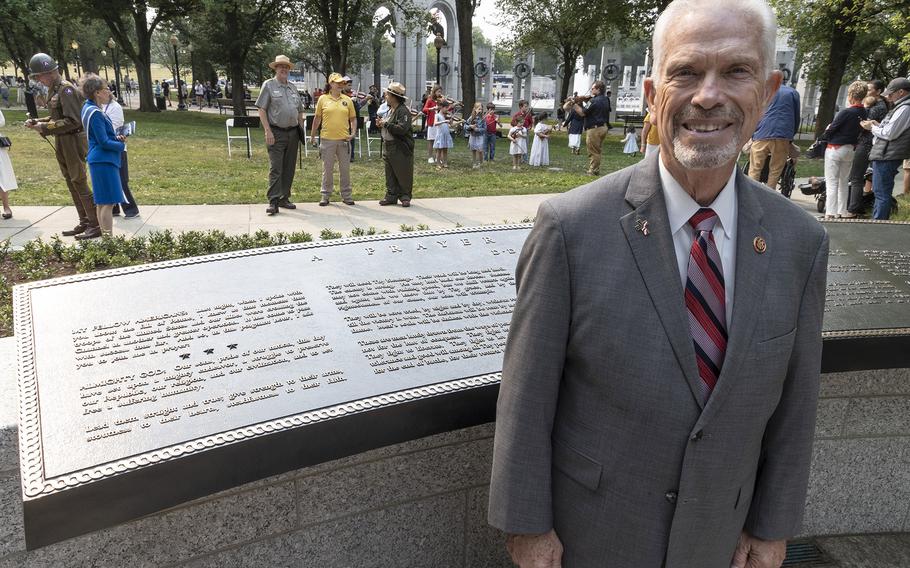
489 153 829 567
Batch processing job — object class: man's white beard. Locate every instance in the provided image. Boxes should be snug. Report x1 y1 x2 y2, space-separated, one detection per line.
671 135 741 170
671 104 743 170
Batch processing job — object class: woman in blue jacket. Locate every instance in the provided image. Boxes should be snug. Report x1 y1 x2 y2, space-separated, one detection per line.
80 74 125 236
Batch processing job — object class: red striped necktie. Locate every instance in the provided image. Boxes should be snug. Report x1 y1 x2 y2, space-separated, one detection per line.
685 208 727 403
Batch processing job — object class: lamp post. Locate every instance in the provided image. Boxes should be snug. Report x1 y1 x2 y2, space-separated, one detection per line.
433 33 446 87
100 50 109 81
107 38 125 105
70 40 81 77
187 43 195 87
170 35 187 111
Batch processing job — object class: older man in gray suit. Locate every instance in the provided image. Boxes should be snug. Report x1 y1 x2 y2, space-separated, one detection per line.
488 1 829 567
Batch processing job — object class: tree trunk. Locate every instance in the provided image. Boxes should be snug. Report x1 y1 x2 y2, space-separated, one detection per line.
372 42 381 88
225 8 248 116
131 9 158 112
559 51 576 103
231 59 247 115
814 0 859 138
455 0 474 118
789 47 802 88
54 25 69 81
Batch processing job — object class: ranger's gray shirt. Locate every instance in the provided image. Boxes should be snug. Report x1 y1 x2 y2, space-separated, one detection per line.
255 78 303 129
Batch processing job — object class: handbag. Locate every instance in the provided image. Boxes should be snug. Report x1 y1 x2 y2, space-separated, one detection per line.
805 127 830 159
805 138 826 159
0 136 11 149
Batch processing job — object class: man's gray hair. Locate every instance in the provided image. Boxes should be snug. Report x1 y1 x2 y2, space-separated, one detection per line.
651 0 777 82
80 73 107 101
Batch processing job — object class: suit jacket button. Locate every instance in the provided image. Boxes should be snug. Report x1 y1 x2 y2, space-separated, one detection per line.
665 491 678 504
690 430 703 441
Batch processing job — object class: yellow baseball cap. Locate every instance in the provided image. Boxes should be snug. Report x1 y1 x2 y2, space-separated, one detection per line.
328 72 345 84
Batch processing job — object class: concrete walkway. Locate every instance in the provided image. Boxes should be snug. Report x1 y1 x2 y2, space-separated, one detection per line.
0 183 833 248
0 195 550 248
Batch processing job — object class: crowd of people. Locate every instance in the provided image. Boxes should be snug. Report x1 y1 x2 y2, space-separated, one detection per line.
4 46 910 233
253 57 617 216
743 76 910 220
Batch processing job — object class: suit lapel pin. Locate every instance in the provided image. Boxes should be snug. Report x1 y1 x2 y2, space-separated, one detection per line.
753 236 767 254
635 218 650 236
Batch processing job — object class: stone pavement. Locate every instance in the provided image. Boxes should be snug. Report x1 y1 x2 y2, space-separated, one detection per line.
0 183 831 248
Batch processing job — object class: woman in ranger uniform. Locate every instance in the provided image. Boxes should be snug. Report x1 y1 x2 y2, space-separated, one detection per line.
376 82 414 207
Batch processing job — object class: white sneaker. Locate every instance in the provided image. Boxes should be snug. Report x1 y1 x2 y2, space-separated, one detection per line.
428 157 435 164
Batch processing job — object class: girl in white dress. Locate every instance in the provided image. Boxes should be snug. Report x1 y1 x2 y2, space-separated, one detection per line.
528 112 551 167
0 109 16 219
433 101 454 169
508 117 528 170
621 126 639 156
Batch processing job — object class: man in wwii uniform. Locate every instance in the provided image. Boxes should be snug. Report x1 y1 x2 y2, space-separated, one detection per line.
489 1 828 567
24 53 100 239
256 55 304 216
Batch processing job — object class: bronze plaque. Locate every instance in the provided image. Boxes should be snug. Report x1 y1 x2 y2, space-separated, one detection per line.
820 220 910 371
15 227 526 548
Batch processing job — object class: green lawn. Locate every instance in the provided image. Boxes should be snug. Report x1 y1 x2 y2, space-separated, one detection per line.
2 108 831 206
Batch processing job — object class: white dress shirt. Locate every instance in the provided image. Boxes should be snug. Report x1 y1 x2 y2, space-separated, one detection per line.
658 157 738 327
103 100 126 151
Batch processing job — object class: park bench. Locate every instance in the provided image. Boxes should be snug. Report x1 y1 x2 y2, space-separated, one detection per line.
217 98 258 115
616 112 646 131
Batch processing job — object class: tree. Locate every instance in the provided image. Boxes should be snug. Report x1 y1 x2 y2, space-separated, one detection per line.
496 0 633 103
492 44 513 74
188 0 288 116
0 0 56 78
291 0 423 80
773 0 910 137
74 0 200 112
454 0 479 117
371 11 394 88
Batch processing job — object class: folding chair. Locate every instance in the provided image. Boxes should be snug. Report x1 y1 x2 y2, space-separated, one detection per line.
226 116 260 159
365 119 382 158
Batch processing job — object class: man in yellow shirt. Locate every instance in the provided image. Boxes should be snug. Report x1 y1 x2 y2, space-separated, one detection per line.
640 111 661 157
310 73 357 205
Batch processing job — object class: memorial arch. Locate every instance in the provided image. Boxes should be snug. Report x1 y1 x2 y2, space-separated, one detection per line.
366 0 461 104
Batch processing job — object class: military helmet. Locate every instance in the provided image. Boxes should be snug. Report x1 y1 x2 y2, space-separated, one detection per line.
28 53 58 77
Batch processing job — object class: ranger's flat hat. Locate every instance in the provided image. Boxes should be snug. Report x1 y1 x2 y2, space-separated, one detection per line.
384 82 406 99
268 55 293 69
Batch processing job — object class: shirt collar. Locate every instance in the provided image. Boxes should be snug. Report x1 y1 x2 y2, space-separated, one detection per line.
658 156 737 237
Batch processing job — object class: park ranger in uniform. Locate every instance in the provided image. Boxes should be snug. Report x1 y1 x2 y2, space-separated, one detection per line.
25 53 100 239
256 54 304 216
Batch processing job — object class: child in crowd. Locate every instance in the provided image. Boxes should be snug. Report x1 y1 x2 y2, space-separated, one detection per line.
508 117 527 170
433 100 454 169
564 103 584 155
622 126 639 156
467 102 486 169
529 112 551 167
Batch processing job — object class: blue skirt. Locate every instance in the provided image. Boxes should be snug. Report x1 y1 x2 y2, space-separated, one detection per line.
88 162 126 205
433 124 454 149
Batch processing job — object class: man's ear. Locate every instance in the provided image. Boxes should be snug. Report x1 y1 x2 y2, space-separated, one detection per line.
644 77 656 116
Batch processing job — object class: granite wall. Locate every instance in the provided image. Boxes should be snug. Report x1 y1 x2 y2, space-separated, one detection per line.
0 334 907 567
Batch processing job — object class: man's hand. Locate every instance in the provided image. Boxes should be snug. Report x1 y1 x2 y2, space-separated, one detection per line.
264 130 275 146
506 529 563 568
731 532 786 568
